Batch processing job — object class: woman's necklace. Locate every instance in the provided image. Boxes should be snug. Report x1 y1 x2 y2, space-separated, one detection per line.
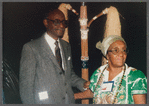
93 64 126 104
112 65 126 104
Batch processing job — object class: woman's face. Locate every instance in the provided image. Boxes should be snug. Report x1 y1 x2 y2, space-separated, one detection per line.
106 40 127 68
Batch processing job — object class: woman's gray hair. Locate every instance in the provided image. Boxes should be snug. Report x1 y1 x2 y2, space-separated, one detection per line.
96 35 127 57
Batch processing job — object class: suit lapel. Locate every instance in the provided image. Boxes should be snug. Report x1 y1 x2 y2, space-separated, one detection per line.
59 39 68 73
38 35 62 72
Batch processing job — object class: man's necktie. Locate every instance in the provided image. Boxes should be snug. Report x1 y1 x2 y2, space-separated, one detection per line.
55 40 65 74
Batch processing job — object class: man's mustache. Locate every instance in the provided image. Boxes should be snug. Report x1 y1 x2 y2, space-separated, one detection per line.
53 28 65 31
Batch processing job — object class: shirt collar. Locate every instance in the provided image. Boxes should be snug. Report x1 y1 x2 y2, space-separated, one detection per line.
44 32 60 45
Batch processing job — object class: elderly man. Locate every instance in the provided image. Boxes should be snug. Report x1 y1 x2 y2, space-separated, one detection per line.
19 9 88 104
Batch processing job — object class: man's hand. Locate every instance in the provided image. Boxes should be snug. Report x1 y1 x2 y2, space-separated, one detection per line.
74 89 93 100
83 81 90 89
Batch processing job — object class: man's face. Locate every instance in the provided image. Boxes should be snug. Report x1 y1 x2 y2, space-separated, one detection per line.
44 10 66 40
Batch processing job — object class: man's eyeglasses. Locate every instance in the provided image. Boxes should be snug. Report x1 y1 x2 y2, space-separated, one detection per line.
107 47 129 55
47 19 68 28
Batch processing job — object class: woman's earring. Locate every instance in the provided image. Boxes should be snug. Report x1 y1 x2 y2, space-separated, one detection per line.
106 60 108 64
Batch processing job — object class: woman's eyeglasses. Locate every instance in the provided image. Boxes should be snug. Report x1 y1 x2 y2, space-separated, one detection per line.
107 48 129 55
47 19 68 28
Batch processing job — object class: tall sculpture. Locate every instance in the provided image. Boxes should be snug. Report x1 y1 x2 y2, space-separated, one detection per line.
79 2 89 104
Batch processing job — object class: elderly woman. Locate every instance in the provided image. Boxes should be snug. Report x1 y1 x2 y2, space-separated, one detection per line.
74 35 147 104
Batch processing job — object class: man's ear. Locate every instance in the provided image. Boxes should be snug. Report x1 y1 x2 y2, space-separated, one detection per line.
43 19 48 28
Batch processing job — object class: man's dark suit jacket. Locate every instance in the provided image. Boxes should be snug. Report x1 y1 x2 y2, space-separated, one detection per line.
19 34 86 104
